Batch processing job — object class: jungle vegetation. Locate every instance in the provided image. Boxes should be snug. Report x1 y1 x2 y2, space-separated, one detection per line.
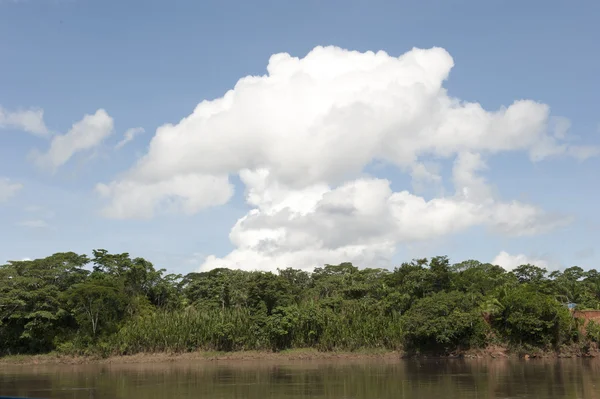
1 250 599 357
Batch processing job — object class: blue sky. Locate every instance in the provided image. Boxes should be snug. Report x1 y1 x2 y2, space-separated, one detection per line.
1 0 599 274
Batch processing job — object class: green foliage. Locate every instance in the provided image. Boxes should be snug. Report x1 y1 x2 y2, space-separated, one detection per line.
451 260 514 296
64 274 127 338
585 320 600 343
0 252 89 354
247 271 293 314
492 286 575 348
512 264 548 285
115 308 253 353
183 268 249 309
0 252 593 357
400 291 488 352
0 250 180 355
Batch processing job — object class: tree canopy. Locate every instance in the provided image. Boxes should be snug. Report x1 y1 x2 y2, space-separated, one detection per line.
1 250 598 356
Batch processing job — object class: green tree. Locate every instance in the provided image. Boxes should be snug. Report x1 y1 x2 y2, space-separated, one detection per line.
451 260 512 296
429 256 451 293
0 253 89 354
582 269 600 309
551 266 593 307
183 268 249 309
312 262 359 300
384 259 434 313
247 272 293 314
493 286 575 348
400 291 488 352
278 267 312 303
512 264 548 285
64 274 127 338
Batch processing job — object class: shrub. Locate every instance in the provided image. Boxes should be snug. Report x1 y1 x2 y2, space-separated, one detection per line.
586 320 600 343
493 286 575 348
400 291 488 353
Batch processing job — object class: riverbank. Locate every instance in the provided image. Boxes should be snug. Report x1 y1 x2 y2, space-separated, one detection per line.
1 345 598 366
0 349 400 365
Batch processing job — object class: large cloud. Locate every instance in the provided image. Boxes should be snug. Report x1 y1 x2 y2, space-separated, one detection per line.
97 46 591 271
200 164 568 272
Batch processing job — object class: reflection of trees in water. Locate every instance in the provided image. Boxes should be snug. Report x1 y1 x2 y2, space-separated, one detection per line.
2 360 600 398
0 367 101 399
0 371 55 398
399 359 600 399
493 361 582 399
267 366 326 396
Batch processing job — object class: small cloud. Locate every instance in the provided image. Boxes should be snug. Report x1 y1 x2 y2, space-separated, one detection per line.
31 109 114 172
0 177 23 203
0 105 49 136
567 145 600 161
491 250 549 271
115 127 145 149
17 219 49 229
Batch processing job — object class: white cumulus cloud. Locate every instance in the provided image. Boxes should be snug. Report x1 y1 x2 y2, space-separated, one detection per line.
0 178 23 203
0 105 49 136
96 173 234 219
96 45 588 271
32 109 114 171
491 251 549 271
116 127 145 149
199 167 567 272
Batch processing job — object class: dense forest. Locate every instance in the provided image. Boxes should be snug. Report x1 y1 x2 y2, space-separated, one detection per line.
1 250 600 357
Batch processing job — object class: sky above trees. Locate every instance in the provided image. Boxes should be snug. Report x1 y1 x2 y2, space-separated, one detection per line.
1 0 599 274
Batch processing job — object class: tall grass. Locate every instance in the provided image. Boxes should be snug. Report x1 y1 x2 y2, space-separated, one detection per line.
114 307 254 354
112 302 403 355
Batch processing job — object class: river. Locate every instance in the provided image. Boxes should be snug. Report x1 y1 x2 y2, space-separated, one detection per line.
1 358 599 398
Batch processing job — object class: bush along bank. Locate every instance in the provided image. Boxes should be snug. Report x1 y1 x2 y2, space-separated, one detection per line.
1 251 600 358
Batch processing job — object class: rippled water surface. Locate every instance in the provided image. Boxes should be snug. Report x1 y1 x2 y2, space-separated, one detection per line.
1 358 599 398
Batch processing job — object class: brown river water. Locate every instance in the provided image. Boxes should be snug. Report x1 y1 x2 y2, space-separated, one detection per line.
1 358 599 398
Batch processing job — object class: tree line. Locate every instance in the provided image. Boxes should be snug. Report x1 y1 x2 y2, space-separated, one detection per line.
1 251 599 357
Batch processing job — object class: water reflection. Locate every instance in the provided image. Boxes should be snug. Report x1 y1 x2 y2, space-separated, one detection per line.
1 358 599 399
